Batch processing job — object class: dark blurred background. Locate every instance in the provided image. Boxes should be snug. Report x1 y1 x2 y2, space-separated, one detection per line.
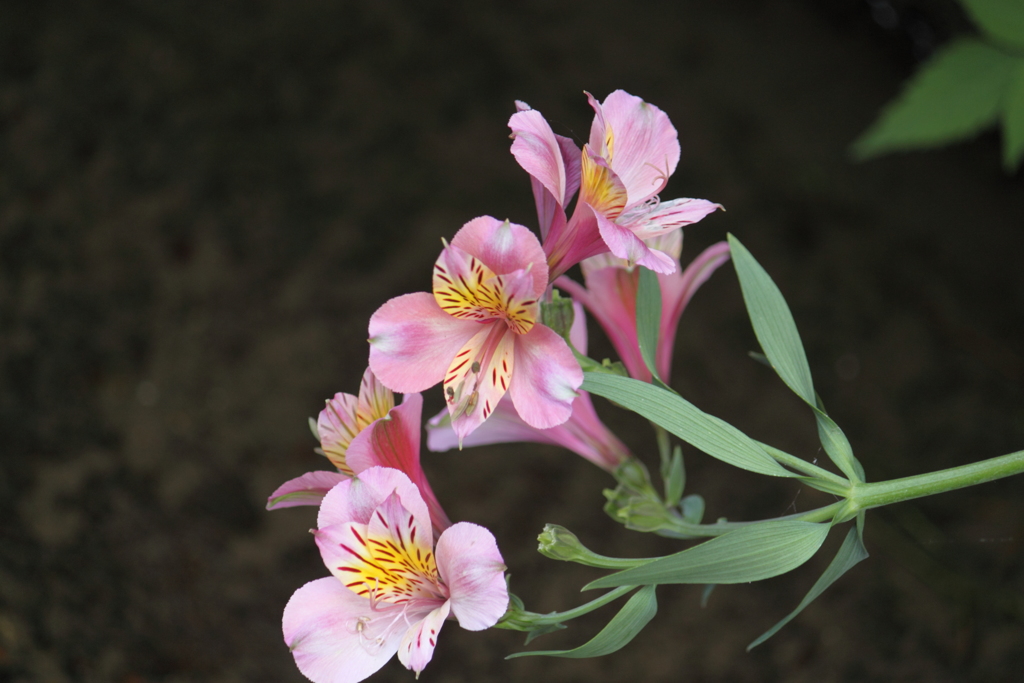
2 1 1023 681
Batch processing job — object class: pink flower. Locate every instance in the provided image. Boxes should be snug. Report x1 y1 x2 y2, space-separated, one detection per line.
426 302 631 471
510 91 721 279
283 467 508 683
267 367 451 536
556 232 731 384
368 216 583 443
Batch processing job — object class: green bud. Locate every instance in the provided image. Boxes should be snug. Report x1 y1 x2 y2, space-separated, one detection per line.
537 524 590 563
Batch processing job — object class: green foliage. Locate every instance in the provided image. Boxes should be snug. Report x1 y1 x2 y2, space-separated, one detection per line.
960 0 1024 51
506 586 658 659
582 373 795 477
636 266 667 386
585 521 830 589
728 235 865 482
747 524 869 650
852 13 1024 171
1002 63 1024 169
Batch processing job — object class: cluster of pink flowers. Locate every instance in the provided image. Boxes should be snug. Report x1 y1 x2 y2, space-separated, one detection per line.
270 90 728 683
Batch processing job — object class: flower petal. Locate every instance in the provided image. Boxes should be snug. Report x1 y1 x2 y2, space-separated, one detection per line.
317 392 361 474
509 109 569 212
556 269 648 381
397 601 451 675
266 471 349 510
347 393 452 534
629 197 722 241
435 522 509 631
444 323 515 442
508 324 582 429
595 210 676 274
450 216 548 296
318 467 430 533
283 577 401 683
355 367 394 429
590 90 680 205
368 292 479 394
656 240 731 382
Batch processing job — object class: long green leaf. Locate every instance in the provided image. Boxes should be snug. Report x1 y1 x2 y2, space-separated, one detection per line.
506 586 657 659
1001 61 1024 172
636 266 664 383
852 38 1017 159
729 235 863 482
747 525 869 650
582 373 792 477
728 234 815 404
586 521 830 589
960 0 1024 51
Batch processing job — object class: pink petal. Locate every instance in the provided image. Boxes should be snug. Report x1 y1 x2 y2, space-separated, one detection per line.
508 324 582 429
426 399 560 453
355 366 394 427
283 577 401 683
435 522 509 630
509 109 569 212
368 292 479 393
346 393 452 534
656 241 731 382
595 210 676 274
317 466 430 534
444 323 516 442
544 203 611 280
591 90 680 206
629 197 723 240
316 392 361 475
568 299 588 355
556 269 648 381
266 471 349 510
397 602 451 675
449 217 549 297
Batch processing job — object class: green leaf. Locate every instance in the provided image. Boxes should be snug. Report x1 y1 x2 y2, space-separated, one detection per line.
507 586 658 659
636 266 664 383
747 525 869 650
729 235 864 482
815 411 865 482
1002 61 1024 171
960 0 1024 51
585 521 830 589
728 235 814 404
680 493 705 524
582 373 793 477
852 38 1017 159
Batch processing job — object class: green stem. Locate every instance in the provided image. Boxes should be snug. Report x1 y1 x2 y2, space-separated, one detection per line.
526 586 637 626
655 500 845 538
757 441 850 488
848 449 1024 513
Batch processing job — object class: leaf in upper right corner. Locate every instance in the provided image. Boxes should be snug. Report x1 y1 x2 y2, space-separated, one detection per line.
747 525 869 650
1001 60 1024 172
851 38 1017 159
960 0 1024 52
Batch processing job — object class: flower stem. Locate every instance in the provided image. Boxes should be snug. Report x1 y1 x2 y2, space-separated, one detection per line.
845 449 1024 515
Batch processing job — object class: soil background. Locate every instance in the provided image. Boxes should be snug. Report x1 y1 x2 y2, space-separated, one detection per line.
2 1 1023 681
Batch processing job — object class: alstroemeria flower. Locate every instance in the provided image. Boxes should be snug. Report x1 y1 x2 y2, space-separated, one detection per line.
283 467 508 683
426 302 631 471
556 231 731 383
368 216 583 442
267 367 451 535
510 91 721 279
